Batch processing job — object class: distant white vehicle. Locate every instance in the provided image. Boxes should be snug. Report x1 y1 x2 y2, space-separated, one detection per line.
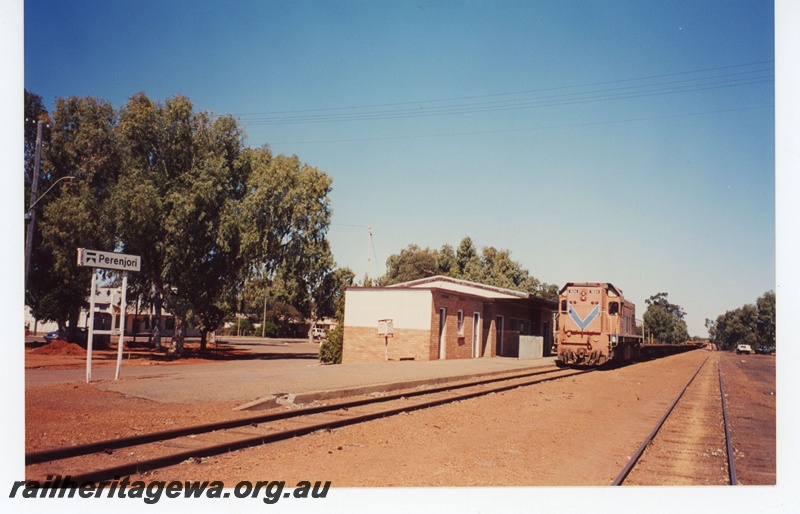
312 327 326 341
736 344 753 355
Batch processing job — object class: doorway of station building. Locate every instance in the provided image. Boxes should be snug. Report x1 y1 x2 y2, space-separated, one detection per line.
496 315 504 356
438 308 446 359
472 312 481 358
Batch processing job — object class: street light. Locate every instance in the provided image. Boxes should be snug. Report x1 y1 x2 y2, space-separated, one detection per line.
25 175 75 217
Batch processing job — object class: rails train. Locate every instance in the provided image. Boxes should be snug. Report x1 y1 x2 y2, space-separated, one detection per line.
555 282 704 366
556 282 642 366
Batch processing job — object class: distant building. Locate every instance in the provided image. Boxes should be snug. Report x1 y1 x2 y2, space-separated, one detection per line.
24 307 57 335
25 286 196 339
342 276 556 363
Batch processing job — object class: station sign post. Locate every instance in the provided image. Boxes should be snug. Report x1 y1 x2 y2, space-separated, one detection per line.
378 319 394 361
77 249 141 383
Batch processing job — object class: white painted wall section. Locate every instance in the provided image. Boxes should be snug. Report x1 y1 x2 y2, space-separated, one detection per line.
344 289 432 330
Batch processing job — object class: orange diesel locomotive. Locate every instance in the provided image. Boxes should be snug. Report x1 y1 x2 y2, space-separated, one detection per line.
556 282 642 366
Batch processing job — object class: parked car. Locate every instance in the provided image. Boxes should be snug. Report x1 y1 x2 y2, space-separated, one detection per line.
736 344 753 355
43 328 87 344
756 346 776 355
43 329 62 343
311 327 327 341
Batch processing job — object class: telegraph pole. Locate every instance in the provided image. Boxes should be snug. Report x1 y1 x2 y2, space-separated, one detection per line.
24 120 44 292
367 225 374 281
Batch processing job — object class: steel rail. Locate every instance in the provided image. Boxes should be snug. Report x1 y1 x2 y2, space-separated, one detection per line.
27 364 566 465
611 353 710 485
718 356 738 485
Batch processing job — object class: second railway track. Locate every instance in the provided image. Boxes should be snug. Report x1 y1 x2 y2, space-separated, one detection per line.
27 365 589 483
613 354 737 486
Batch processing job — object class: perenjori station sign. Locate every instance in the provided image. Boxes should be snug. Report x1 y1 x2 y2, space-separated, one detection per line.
77 248 141 272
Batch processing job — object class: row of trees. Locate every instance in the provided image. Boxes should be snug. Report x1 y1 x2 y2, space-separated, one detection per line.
25 90 353 354
706 291 776 351
642 289 776 350
376 237 559 300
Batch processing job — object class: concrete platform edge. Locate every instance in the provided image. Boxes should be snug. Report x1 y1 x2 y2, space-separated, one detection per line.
235 361 555 411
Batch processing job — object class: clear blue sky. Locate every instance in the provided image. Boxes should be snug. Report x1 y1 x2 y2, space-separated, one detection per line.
22 0 776 337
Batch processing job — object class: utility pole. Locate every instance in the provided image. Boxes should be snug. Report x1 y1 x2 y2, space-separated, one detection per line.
367 225 374 281
332 223 379 283
24 120 44 292
262 290 268 338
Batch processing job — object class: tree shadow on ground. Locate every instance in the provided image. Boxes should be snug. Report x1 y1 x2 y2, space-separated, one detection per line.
107 340 319 363
26 338 320 363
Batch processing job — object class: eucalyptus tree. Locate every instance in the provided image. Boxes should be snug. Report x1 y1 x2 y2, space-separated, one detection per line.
112 93 248 354
157 111 248 351
274 241 354 340
238 151 335 332
112 92 192 349
756 290 776 348
111 92 167 345
643 292 689 344
380 244 440 285
32 96 120 341
456 236 483 279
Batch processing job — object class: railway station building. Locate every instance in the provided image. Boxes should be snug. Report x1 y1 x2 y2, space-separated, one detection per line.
341 276 557 363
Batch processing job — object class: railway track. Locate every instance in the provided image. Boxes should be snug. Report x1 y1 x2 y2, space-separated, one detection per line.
27 365 590 483
612 353 737 485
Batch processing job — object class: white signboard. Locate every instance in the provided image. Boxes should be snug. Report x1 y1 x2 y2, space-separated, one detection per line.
76 248 139 382
77 248 141 272
378 319 394 337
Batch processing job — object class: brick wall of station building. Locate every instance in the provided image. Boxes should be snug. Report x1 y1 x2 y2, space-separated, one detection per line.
429 291 496 359
342 326 431 363
342 293 501 362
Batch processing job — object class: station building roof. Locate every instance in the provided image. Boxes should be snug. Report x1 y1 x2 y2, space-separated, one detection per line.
347 275 556 308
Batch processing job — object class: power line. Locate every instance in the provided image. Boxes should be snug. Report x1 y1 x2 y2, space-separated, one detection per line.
271 104 774 145
244 75 772 125
233 61 773 125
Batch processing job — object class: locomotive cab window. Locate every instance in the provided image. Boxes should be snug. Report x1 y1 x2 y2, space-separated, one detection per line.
561 300 567 312
609 301 620 315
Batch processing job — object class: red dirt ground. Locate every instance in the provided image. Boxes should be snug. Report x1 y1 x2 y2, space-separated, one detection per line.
25 349 776 488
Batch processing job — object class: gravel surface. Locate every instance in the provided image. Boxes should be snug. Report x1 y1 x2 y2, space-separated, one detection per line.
623 353 730 485
25 348 775 489
721 352 776 485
